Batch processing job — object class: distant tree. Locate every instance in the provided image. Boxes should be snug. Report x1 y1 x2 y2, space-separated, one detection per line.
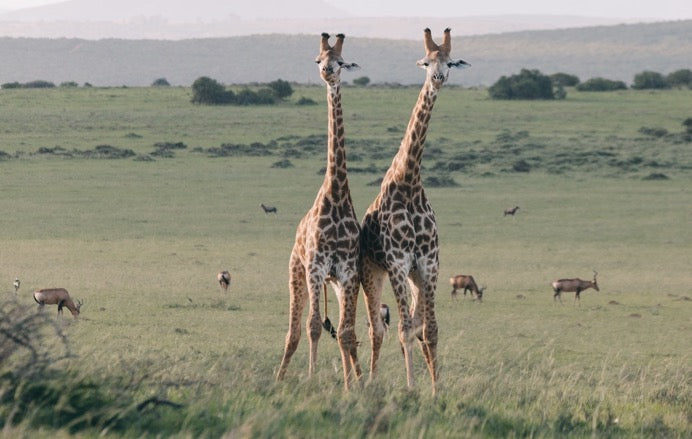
488 69 554 100
632 71 669 89
576 77 627 91
83 82 93 87
60 81 79 88
353 76 371 87
267 79 293 99
683 118 692 134
23 80 55 88
1 82 21 89
549 72 580 86
666 69 692 88
191 76 234 104
151 78 171 87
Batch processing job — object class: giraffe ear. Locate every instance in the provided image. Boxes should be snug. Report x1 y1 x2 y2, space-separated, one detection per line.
340 62 360 71
447 58 471 69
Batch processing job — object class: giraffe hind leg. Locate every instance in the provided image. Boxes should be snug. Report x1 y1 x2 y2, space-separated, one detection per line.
337 276 362 390
361 259 387 382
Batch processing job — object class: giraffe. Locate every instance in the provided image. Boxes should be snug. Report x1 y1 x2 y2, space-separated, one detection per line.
276 33 362 390
359 28 469 394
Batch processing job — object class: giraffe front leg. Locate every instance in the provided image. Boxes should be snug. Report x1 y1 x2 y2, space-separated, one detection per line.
410 269 439 395
337 276 362 390
361 260 386 382
277 256 308 381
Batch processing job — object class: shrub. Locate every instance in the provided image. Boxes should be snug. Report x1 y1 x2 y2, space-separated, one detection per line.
296 97 317 105
271 159 294 168
576 78 627 91
424 175 459 187
1 82 21 89
191 76 234 105
235 88 275 105
666 69 692 88
353 76 371 87
638 127 669 138
632 71 669 90
643 172 669 180
512 160 531 172
59 81 79 88
489 69 554 100
23 80 55 88
267 79 293 99
550 73 580 86
152 78 171 87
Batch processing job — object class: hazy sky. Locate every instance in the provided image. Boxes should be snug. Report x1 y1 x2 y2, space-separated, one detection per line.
0 0 690 20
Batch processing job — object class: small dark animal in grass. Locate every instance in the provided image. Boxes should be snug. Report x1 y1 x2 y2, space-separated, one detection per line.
33 288 83 318
217 270 231 293
552 271 599 304
380 303 390 331
449 275 485 301
260 203 277 214
504 206 520 216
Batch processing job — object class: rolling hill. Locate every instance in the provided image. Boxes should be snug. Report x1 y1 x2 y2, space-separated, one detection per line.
0 20 689 87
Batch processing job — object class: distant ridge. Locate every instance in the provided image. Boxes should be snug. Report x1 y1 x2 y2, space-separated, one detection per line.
0 21 689 87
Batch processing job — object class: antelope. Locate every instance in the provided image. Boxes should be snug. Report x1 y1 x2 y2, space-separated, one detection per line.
380 303 390 330
449 274 485 301
504 206 520 216
13 277 20 293
552 271 599 304
33 288 82 318
217 270 231 293
260 203 277 214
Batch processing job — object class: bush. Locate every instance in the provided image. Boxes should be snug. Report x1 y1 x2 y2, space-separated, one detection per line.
191 76 234 105
666 69 692 88
152 78 171 87
23 80 55 88
576 77 627 91
235 88 275 105
353 76 371 87
296 97 317 106
267 79 293 99
632 71 669 90
550 73 580 86
60 81 79 88
1 82 21 89
488 69 554 100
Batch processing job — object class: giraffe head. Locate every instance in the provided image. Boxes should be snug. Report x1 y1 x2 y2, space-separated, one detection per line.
417 28 469 89
315 33 359 87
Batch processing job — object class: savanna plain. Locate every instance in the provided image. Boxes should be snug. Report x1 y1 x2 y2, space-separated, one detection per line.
0 85 690 438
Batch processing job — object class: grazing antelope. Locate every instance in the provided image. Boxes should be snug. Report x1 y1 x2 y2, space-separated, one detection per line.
13 277 20 293
260 203 277 214
33 288 82 318
504 206 520 216
449 275 485 301
217 270 231 293
552 271 599 304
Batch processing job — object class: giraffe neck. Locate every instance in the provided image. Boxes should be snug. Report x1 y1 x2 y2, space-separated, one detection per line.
391 81 438 185
323 83 349 199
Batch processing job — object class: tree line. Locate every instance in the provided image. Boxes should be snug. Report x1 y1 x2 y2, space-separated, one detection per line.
488 68 692 100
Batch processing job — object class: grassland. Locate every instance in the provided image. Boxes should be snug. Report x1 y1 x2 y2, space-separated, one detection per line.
0 85 690 438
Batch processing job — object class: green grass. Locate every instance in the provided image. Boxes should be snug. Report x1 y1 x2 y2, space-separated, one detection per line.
0 86 690 437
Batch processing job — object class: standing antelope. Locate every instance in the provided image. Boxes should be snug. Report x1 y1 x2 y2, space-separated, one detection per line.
33 288 82 318
217 271 231 293
504 206 520 216
260 203 277 214
552 271 599 303
449 275 485 301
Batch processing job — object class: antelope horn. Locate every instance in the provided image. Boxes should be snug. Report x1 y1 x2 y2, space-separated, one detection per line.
423 28 437 54
441 28 452 54
320 32 331 52
333 33 345 55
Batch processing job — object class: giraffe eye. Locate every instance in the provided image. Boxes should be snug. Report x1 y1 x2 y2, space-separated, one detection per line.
422 62 429 67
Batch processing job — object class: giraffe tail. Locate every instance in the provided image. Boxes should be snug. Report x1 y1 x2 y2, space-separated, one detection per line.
323 317 337 339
